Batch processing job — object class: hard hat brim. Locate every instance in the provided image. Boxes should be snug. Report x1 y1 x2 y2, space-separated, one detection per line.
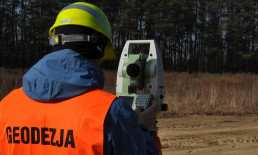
102 45 116 60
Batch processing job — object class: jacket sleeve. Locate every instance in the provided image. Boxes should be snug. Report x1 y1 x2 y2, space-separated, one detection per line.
104 98 158 155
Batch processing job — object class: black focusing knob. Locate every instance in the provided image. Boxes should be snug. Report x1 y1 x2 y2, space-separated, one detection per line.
161 103 168 111
126 64 140 77
160 95 164 99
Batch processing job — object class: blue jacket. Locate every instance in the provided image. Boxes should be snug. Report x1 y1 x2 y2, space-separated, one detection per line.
23 49 158 155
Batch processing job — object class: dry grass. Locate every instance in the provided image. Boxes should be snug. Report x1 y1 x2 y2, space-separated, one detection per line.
0 67 26 100
162 72 258 117
1 67 258 117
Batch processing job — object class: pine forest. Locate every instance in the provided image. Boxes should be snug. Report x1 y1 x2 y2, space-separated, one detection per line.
0 0 257 73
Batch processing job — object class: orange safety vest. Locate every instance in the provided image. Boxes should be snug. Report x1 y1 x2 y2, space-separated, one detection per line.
0 87 116 155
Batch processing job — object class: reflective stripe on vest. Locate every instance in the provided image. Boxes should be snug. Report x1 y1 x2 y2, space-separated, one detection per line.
0 87 116 155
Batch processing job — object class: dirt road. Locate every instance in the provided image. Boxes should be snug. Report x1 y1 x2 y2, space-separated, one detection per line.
158 115 258 155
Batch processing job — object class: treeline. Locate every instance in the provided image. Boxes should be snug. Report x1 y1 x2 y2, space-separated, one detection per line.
0 0 257 73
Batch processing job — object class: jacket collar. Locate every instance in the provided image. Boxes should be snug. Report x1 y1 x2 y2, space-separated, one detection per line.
23 49 104 102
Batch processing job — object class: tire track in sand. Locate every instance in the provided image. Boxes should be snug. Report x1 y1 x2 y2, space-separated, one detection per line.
158 115 258 154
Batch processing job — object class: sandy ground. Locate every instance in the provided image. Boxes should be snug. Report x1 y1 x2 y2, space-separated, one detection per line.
158 115 258 155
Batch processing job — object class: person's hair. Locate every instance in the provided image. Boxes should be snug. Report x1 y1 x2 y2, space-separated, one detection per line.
52 25 107 60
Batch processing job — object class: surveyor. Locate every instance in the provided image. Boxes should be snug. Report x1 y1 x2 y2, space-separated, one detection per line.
0 2 159 155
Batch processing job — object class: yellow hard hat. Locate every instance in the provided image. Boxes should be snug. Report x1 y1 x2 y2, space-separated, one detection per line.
49 2 116 60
